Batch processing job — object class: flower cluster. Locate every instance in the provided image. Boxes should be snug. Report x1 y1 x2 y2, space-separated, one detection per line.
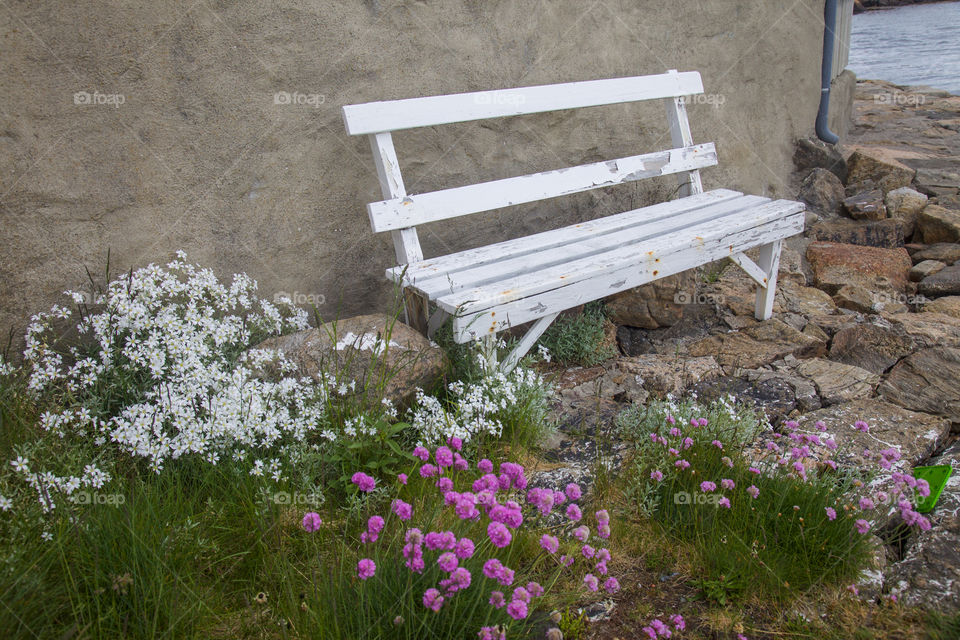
21 253 323 474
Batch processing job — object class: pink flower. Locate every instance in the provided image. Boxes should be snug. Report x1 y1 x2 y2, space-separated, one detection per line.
595 509 610 524
582 544 595 558
419 464 438 478
815 420 827 431
392 499 413 520
435 446 454 468
442 567 471 593
506 599 528 620
747 485 760 499
512 587 531 603
604 577 620 593
478 458 494 473
360 531 378 544
717 497 731 509
453 453 469 471
483 558 503 580
455 537 475 559
859 497 875 511
357 558 376 580
488 590 506 608
302 512 322 532
597 523 611 539
700 481 717 493
675 459 690 470
487 521 512 548
367 515 385 534
650 470 664 482
438 551 458 572
351 472 376 492
422 588 444 612
447 436 463 451
397 473 408 485
682 437 694 450
855 519 871 534
526 581 544 597
437 477 454 493
565 483 582 501
595 560 608 575
666 414 676 424
572 525 589 542
712 440 723 449
540 534 559 554
671 614 685 631
854 420 870 433
566 503 582 521
583 573 599 592
825 507 837 521
698 417 708 427
721 478 735 490
748 467 760 474
478 626 504 640
413 446 430 461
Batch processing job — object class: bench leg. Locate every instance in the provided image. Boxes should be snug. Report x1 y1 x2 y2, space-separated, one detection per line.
499 312 559 374
754 239 782 321
402 289 430 336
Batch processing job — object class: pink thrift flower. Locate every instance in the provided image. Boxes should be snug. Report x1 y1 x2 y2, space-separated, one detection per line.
488 590 506 608
560 554 575 567
455 537 475 559
825 507 837 521
453 453 469 471
650 470 664 482
357 558 376 580
422 588 444 612
351 472 376 492
675 459 691 470
721 478 735 490
478 458 494 473
700 481 717 493
506 599 528 620
447 436 463 451
565 483 582 501
669 427 682 437
583 573 599 592
392 499 413 520
671 614 685 631
597 523 611 539
435 446 454 468
582 544 595 558
487 521 512 548
512 587 531 603
815 420 827 431
682 437 694 450
855 519 871 534
566 503 583 521
604 577 620 593
413 446 430 461
302 512 322 532
717 497 731 509
438 551 458 572
748 467 761 474
397 473 408 485
859 497 875 511
698 417 708 427
595 560 608 575
854 420 870 433
712 440 723 449
526 581 544 597
367 515 385 534
419 464 437 478
666 414 676 424
540 534 559 554
595 509 610 524
360 531 378 544
482 558 503 580
572 525 590 542
747 485 760 499
437 477 454 493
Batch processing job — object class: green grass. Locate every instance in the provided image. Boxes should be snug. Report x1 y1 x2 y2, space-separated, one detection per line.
535 303 616 367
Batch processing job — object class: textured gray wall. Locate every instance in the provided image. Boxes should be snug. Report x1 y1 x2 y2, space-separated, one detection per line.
0 0 831 342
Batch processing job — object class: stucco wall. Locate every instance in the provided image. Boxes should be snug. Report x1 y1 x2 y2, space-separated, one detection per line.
0 0 832 343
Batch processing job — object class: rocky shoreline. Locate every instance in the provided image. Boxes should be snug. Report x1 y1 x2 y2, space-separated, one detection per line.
855 0 958 12
534 78 960 613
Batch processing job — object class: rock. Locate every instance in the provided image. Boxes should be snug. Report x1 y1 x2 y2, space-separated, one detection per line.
806 241 912 294
885 187 928 238
793 137 848 183
886 527 960 611
881 312 960 349
923 296 960 319
794 398 950 470
806 312 858 337
828 324 915 375
843 188 886 221
606 271 693 329
833 284 908 315
846 148 916 193
691 369 820 423
799 168 846 214
878 347 960 424
910 260 946 282
932 194 960 210
686 319 826 373
914 165 960 199
802 322 830 343
615 325 653 356
253 314 444 406
919 264 960 297
792 358 880 405
904 242 927 256
617 354 722 397
918 205 960 244
911 242 960 264
778 281 837 316
703 264 785 318
810 218 904 248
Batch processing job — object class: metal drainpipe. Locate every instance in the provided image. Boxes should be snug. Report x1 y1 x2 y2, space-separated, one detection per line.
816 0 840 144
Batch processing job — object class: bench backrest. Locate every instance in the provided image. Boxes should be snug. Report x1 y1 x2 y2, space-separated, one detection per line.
342 70 715 265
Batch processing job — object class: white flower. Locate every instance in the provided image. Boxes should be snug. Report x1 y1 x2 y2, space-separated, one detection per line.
0 495 12 511
11 457 29 474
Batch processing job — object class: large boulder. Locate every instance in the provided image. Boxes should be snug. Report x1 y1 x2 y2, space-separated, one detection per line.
806 241 913 294
686 319 826 373
691 368 820 423
846 148 916 194
778 280 838 316
793 137 848 183
605 271 693 329
799 168 846 214
617 354 722 397
911 242 960 264
828 324 915 375
924 296 960 319
885 187 928 238
878 347 960 425
918 205 960 244
881 312 960 349
254 314 445 406
919 264 960 298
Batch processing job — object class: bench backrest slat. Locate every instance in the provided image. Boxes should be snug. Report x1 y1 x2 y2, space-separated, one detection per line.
342 71 704 135
367 142 717 233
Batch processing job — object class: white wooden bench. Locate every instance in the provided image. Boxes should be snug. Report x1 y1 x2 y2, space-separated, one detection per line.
342 70 805 372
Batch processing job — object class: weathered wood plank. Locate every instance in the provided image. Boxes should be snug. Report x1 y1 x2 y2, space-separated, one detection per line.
451 209 804 342
342 71 704 135
753 239 783 321
663 69 704 197
368 144 717 232
406 194 769 300
387 189 744 284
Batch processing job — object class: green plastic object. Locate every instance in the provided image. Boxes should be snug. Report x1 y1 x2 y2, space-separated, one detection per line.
913 465 953 514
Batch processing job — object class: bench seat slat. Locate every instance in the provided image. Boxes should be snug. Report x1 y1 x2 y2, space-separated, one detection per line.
368 143 717 232
435 198 804 317
404 193 769 300
342 71 704 135
388 189 744 283
449 203 804 341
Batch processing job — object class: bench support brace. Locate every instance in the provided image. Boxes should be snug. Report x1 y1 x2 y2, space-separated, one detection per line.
752 240 782 321
499 312 559 374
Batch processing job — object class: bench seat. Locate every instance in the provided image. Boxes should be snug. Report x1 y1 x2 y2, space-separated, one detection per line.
389 189 804 343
